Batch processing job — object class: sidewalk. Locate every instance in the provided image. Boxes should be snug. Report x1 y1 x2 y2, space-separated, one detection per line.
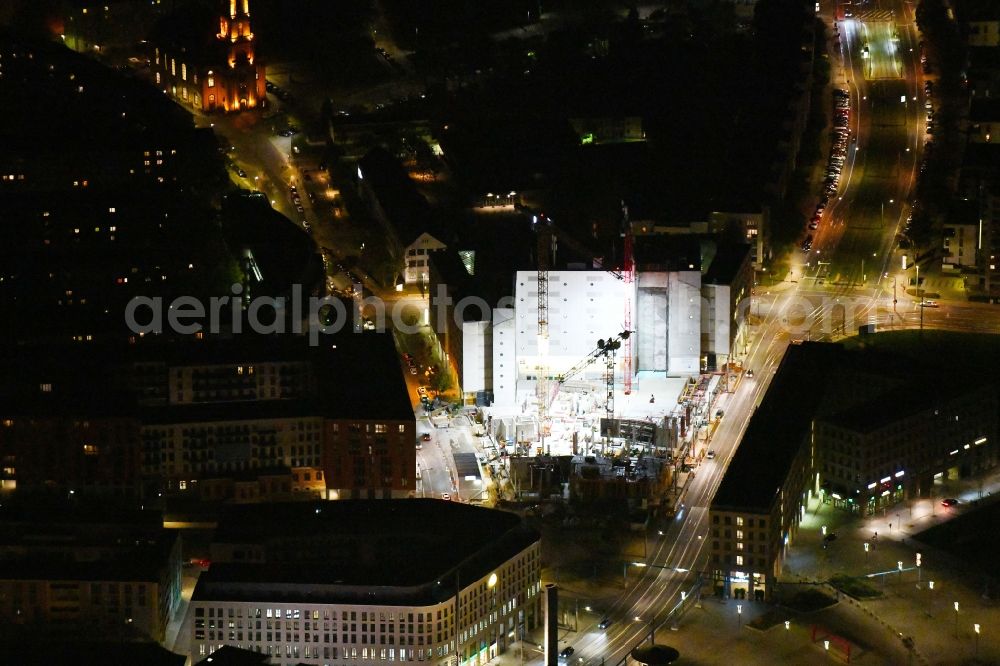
782 470 1000 665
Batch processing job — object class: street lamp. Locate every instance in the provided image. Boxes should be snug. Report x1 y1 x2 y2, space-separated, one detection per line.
974 623 981 657
864 541 870 565
916 552 922 584
954 601 960 638
737 604 743 631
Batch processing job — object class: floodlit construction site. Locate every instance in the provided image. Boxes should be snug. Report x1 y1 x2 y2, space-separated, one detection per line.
474 224 751 494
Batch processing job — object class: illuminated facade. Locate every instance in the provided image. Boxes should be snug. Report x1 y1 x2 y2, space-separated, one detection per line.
186 501 542 666
152 0 265 113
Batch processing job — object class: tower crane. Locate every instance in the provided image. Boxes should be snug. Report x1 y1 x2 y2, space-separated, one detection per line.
530 207 634 444
544 330 632 422
535 221 554 445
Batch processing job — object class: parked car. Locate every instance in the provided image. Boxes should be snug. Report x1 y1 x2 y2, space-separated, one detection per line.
706 450 717 460
941 498 959 507
559 647 575 658
598 618 613 630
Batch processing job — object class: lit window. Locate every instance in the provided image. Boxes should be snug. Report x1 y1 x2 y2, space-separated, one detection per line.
207 75 215 88
83 444 98 456
736 516 744 526
181 63 187 80
736 555 743 566
39 383 52 392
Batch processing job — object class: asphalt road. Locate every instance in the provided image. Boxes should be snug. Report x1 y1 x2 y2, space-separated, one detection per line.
557 2 1000 663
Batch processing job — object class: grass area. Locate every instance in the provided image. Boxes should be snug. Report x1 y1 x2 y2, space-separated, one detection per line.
784 588 838 612
829 575 882 600
842 330 1000 377
747 608 792 631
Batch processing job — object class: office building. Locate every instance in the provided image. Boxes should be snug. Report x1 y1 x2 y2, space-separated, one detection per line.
187 501 542 666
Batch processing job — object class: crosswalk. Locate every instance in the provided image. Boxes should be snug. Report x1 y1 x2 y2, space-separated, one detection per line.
855 9 895 22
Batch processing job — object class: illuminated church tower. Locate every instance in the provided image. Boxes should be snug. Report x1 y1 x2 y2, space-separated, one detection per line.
151 0 266 113
211 0 265 111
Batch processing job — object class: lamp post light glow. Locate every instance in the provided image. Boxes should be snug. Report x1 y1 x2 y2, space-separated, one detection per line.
916 552 922 584
822 525 827 536
785 620 791 630
737 604 743 631
975 623 981 657
954 601 960 638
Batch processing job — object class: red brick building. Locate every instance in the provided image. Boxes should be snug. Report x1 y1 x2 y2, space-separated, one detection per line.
151 0 265 113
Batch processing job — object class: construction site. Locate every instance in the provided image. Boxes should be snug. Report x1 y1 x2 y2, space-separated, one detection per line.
475 216 750 511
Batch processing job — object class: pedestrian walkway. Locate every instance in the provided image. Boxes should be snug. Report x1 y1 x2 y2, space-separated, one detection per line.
781 470 1000 664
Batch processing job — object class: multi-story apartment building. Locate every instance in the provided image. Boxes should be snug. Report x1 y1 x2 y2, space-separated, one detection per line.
0 332 415 502
816 384 998 515
942 222 979 269
708 343 828 601
187 501 542 666
0 505 182 643
700 242 754 371
710 342 1000 600
962 2 1000 47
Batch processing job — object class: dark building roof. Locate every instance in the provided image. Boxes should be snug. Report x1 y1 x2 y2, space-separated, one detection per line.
711 339 995 513
221 192 324 298
823 376 977 434
195 500 539 606
0 331 413 424
0 502 178 583
711 343 838 512
4 639 185 666
702 243 752 285
437 115 578 195
149 2 234 68
195 645 271 666
633 235 703 272
358 147 438 247
969 98 1000 122
962 143 1000 172
956 0 1000 22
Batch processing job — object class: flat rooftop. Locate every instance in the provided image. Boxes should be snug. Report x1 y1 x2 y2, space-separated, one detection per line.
711 343 839 512
194 500 539 606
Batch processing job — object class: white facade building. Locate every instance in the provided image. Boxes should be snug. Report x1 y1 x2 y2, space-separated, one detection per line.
405 232 447 285
187 501 542 666
481 269 702 407
461 320 492 394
